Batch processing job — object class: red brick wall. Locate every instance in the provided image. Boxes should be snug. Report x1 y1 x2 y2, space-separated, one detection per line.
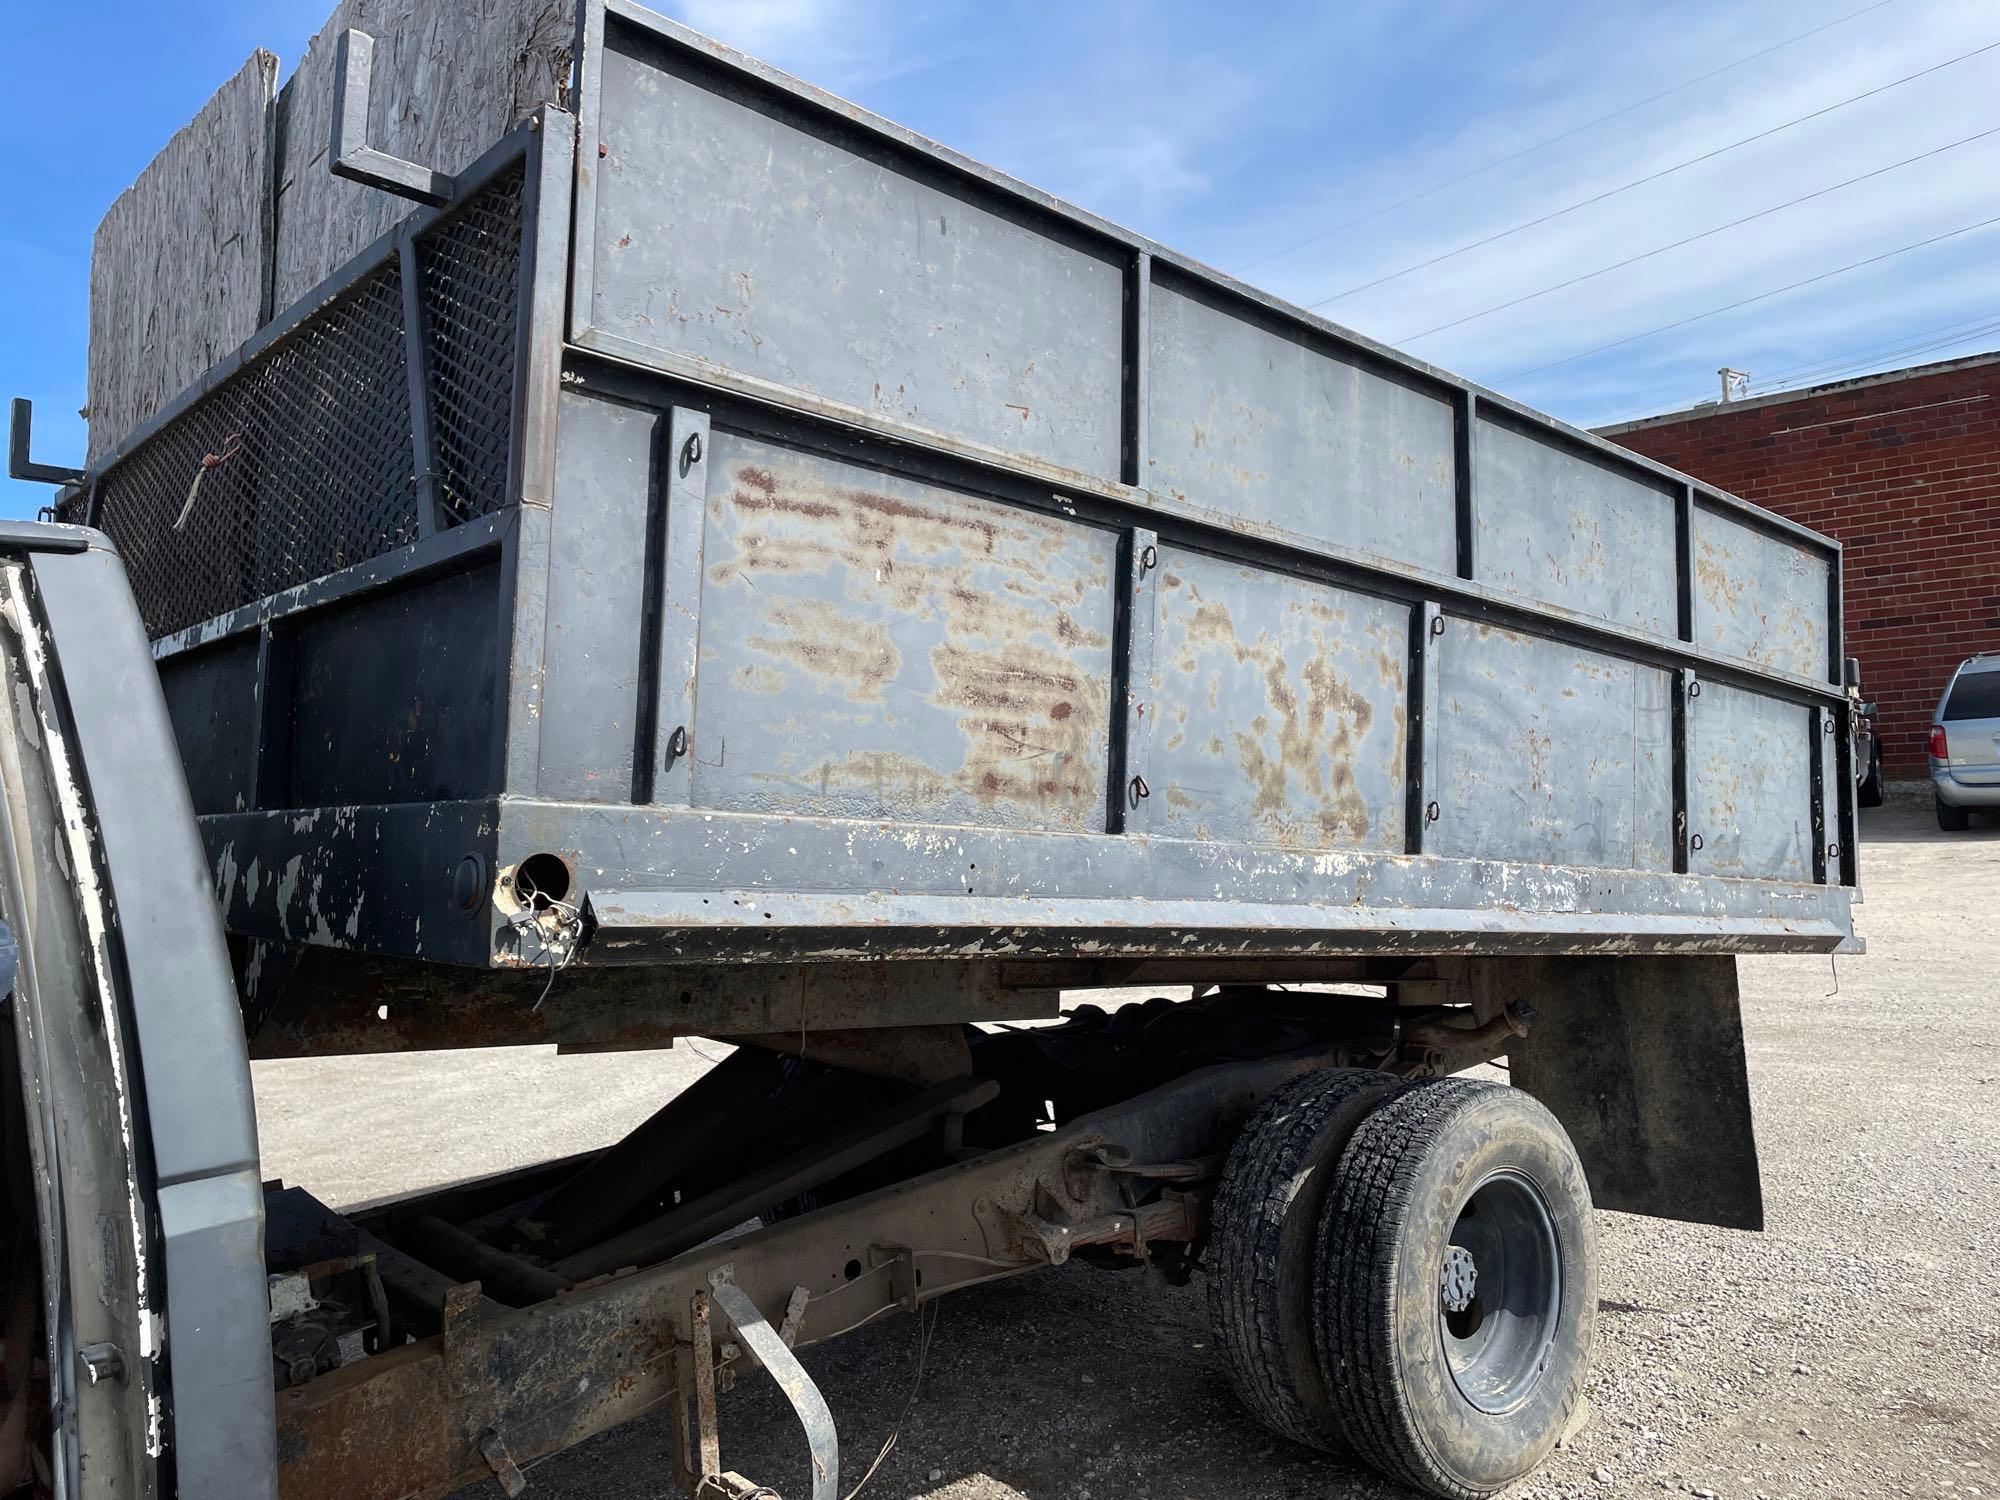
1603 358 2000 779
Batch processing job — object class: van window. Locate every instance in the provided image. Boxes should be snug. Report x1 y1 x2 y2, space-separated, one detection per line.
1943 669 2000 721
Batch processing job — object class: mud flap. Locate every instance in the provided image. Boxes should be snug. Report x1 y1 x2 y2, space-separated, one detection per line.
1471 955 1764 1231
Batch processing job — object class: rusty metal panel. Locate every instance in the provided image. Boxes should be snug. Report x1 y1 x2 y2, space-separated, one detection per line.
1145 276 1457 574
1430 621 1674 871
539 390 659 801
1473 417 1678 636
690 432 1117 830
1142 548 1409 851
579 26 1126 481
1689 682 1813 881
1692 503 1831 680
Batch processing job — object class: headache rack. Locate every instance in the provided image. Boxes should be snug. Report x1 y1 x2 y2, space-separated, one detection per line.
77 153 529 634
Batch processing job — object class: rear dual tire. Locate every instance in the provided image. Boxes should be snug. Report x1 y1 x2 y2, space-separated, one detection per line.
1210 1073 1596 1499
1206 1067 1399 1451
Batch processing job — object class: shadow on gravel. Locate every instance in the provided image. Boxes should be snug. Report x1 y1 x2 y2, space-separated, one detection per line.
484 1263 1428 1500
1858 795 2000 846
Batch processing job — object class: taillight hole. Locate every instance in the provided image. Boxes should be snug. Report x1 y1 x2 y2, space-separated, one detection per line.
515 852 572 912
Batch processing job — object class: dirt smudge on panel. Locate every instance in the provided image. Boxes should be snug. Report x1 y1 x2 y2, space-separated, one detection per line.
1695 521 1825 676
1694 530 1735 619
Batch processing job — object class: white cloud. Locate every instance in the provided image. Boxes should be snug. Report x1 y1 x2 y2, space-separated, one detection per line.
1222 0 2000 423
667 0 964 95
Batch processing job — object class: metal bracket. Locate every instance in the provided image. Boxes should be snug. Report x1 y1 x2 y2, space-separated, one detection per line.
440 1280 484 1397
76 1342 125 1386
331 30 456 207
708 1270 839 1500
689 1289 722 1480
777 1284 810 1348
870 1245 919 1313
479 1430 527 1499
8 400 85 487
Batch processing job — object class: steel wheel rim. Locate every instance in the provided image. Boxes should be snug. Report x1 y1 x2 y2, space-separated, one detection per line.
1436 1167 1562 1415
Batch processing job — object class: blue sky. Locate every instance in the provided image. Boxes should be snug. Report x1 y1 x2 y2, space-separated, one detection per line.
3 0 1995 519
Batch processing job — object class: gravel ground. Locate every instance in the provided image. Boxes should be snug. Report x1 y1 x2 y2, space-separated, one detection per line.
256 796 2000 1499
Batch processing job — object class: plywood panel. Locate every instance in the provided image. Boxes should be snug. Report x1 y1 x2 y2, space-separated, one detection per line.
271 0 574 313
1692 504 1831 681
1474 418 1678 637
1689 682 1814 882
87 52 278 461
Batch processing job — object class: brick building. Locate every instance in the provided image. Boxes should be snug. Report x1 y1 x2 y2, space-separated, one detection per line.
1597 352 2000 780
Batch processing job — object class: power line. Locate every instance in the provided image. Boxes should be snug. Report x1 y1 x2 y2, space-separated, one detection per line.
1593 313 2000 426
1494 211 2000 384
1592 314 2000 426
1752 316 2000 392
1396 123 2000 343
1752 308 2000 383
1305 37 2000 310
1236 0 1901 275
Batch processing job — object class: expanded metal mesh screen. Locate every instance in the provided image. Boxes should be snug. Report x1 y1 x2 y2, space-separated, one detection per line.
91 165 526 638
419 166 525 527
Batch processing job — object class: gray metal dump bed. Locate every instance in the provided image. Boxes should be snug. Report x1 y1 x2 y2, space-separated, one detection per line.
52 1 1857 977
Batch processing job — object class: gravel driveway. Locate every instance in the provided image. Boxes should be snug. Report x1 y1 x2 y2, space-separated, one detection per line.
256 797 2000 1499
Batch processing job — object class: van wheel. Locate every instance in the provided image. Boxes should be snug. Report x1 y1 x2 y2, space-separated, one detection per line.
1315 1079 1596 1500
1206 1066 1400 1452
1937 796 1971 832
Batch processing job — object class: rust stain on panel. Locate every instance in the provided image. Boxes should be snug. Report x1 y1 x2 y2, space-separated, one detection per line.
1693 517 1826 679
744 596 900 702
1152 555 1407 852
698 442 1116 829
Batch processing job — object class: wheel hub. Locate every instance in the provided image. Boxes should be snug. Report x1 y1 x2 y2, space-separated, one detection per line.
1438 1168 1563 1416
1439 1245 1478 1313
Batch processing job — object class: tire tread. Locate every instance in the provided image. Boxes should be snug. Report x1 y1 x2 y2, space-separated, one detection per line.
1315 1077 1498 1499
1205 1066 1394 1452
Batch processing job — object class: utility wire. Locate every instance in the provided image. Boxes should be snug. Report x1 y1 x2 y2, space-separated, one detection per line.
1306 37 2000 309
1495 211 2000 384
1751 322 2000 395
1397 123 2000 343
1614 310 2000 419
1593 314 2000 426
1236 0 1901 274
1751 311 2000 389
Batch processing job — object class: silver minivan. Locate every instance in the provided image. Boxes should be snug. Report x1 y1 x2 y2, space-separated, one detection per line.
1931 653 2000 830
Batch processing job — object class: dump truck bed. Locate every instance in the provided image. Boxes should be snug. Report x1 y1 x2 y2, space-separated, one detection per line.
65 1 1856 977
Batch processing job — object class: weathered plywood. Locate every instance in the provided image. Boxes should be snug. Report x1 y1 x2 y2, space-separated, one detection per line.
271 0 574 313
1147 276 1457 575
1692 503 1831 681
87 52 278 461
1473 416 1678 637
